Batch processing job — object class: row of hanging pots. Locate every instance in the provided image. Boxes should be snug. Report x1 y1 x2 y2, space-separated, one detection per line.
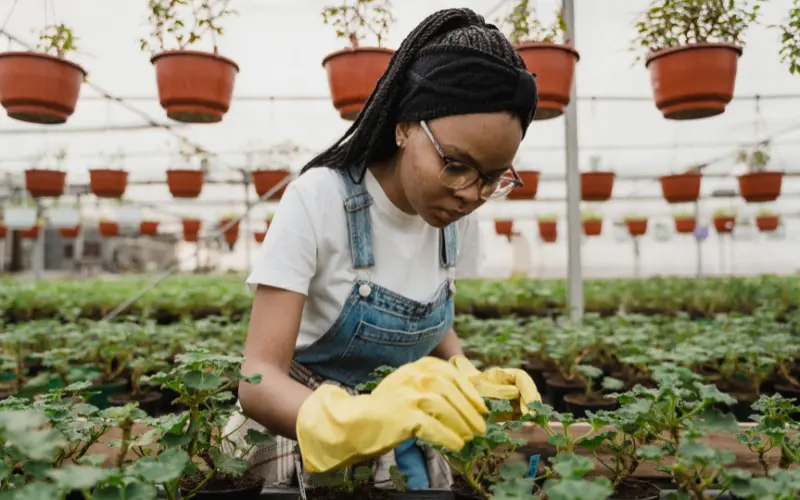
659 171 783 203
493 219 559 242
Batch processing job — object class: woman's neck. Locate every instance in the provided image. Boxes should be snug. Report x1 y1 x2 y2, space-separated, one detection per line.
368 159 416 215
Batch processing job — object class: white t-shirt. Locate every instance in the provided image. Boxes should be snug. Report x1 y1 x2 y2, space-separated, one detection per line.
247 167 482 348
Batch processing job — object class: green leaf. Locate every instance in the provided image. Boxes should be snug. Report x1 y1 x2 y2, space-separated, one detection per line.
127 448 189 484
2 482 60 500
244 428 275 446
183 371 223 391
92 482 158 500
544 477 613 500
210 446 248 476
47 465 112 491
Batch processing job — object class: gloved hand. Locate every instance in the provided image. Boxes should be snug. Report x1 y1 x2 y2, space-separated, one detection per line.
296 357 488 474
449 355 541 416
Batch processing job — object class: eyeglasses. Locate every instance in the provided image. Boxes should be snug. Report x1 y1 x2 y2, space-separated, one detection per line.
420 120 523 201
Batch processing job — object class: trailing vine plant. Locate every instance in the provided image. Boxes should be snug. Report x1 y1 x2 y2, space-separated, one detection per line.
321 0 394 48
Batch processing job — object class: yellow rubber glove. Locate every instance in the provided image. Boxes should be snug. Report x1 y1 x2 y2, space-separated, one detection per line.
449 355 542 415
296 357 488 474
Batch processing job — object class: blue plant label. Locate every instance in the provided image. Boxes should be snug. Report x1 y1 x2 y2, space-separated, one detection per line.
525 454 541 479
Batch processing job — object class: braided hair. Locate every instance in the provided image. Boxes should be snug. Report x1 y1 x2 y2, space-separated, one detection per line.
301 8 534 182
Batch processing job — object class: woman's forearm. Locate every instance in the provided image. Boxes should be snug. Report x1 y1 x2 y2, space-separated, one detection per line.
431 329 464 360
239 360 313 440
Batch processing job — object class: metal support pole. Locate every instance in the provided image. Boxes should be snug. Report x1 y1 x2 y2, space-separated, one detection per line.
243 172 252 269
694 201 702 277
633 237 641 278
563 0 583 320
33 203 45 280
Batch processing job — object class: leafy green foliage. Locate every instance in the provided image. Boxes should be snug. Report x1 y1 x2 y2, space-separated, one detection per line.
775 0 800 74
498 0 567 45
140 0 236 54
36 24 78 58
321 0 394 48
737 141 771 172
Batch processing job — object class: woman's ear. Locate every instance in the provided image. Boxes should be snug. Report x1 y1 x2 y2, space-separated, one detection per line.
395 122 413 148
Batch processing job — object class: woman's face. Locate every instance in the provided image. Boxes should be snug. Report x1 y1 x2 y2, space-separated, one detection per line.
395 112 523 228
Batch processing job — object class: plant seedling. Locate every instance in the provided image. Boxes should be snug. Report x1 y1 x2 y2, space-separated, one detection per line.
737 140 771 172
37 24 79 58
141 0 236 54
322 0 394 48
499 0 566 45
735 394 800 474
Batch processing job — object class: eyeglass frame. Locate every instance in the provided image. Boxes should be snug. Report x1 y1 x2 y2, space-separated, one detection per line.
419 120 524 200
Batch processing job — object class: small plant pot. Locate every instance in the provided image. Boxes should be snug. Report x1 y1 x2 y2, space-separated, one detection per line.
524 358 550 398
166 169 204 198
737 171 783 202
515 42 580 120
580 172 614 201
626 219 648 237
99 221 120 237
3 206 37 229
564 393 619 419
108 391 163 416
538 220 557 242
19 225 40 239
219 218 240 246
254 230 266 243
59 226 80 238
756 215 779 232
713 216 735 234
0 52 86 124
610 479 661 500
494 219 513 240
659 173 702 203
0 224 6 238
544 374 585 412
505 170 540 200
645 43 742 120
25 169 66 197
182 218 202 243
322 46 394 120
389 490 455 500
89 169 129 198
139 221 160 236
86 380 128 410
260 488 302 499
252 169 291 200
582 219 602 236
674 217 696 234
180 472 264 500
151 50 239 123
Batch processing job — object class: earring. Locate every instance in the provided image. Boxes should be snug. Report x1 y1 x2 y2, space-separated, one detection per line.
396 140 402 148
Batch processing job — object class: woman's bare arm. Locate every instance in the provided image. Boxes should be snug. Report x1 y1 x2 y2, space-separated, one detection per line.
431 329 464 360
238 284 313 440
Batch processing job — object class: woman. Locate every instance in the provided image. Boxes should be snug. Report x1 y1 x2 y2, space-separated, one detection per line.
229 7 542 491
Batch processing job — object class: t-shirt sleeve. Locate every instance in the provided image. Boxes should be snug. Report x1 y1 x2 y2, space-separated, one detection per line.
247 182 317 294
455 214 482 279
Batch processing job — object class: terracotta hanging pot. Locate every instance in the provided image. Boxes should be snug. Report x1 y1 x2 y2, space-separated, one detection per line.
182 218 201 242
674 216 697 234
219 218 240 246
538 220 557 242
582 219 602 236
713 216 736 233
99 221 119 237
322 47 394 120
0 52 86 124
59 226 80 238
254 230 266 243
252 170 291 200
505 171 540 200
737 171 783 203
151 50 239 123
25 169 66 197
19 225 40 239
494 219 513 240
139 221 159 236
0 224 6 238
645 43 742 120
756 215 779 232
89 169 128 198
580 172 615 202
515 43 579 120
660 172 702 203
626 218 648 236
166 170 204 198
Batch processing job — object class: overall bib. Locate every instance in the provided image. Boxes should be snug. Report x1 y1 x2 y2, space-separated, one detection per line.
225 168 458 490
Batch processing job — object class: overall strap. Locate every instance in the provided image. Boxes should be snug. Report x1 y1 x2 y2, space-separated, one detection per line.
339 168 375 269
440 224 458 269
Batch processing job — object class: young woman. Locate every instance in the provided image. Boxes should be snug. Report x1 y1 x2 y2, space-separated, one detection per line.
228 7 542 491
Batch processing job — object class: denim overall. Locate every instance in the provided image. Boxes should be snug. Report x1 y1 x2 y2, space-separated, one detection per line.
292 167 458 489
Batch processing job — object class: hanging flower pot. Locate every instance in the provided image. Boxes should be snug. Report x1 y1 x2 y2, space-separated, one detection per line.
625 217 648 236
3 206 37 229
538 218 557 243
254 230 266 243
673 216 697 234
494 219 513 240
219 217 240 246
580 172 615 202
20 225 40 239
182 218 201 243
645 43 742 120
515 43 579 120
151 50 239 123
582 216 603 236
505 171 540 200
0 52 86 124
166 170 204 198
252 170 291 200
322 47 394 120
713 213 736 233
99 221 119 237
89 169 128 198
737 171 783 203
0 224 6 238
59 226 80 238
660 172 702 203
25 169 66 197
139 221 159 236
756 214 779 232
48 206 80 229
